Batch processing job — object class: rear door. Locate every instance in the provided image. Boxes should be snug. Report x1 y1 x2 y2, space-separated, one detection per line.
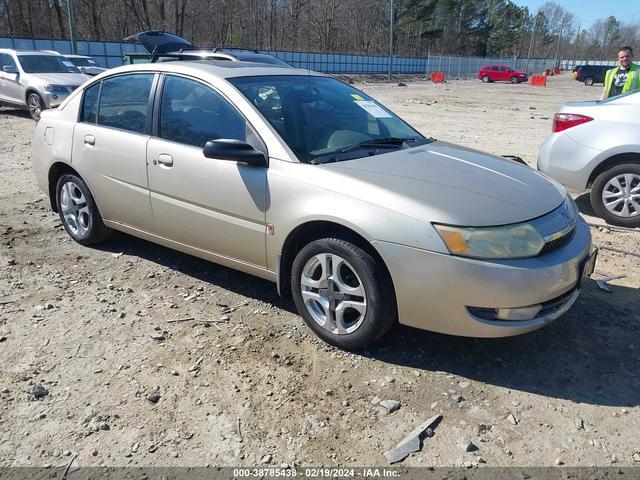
72 72 157 232
146 74 268 267
498 66 509 81
489 66 500 81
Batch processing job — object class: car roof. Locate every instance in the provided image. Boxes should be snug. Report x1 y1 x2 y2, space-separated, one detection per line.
65 54 93 59
97 60 318 80
0 49 62 56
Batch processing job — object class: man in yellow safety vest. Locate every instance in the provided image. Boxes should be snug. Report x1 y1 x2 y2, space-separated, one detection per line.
601 46 639 99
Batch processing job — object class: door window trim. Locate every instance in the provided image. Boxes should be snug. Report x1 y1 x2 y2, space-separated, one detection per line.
77 72 159 135
152 72 268 159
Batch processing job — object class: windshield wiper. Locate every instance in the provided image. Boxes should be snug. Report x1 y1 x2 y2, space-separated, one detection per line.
311 137 429 165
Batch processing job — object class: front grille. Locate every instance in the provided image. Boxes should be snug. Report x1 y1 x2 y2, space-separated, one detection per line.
538 227 575 256
538 288 578 317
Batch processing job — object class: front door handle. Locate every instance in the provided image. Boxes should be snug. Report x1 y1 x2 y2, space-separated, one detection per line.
84 134 95 146
157 153 173 167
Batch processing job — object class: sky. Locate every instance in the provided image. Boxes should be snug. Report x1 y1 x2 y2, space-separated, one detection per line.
513 0 640 27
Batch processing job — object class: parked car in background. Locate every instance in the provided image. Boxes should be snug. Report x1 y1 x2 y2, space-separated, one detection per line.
572 65 609 86
0 49 89 120
63 54 107 76
538 91 640 227
125 30 290 66
478 65 528 83
31 61 595 349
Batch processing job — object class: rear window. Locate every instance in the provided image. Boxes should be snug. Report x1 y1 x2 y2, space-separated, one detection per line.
97 74 154 134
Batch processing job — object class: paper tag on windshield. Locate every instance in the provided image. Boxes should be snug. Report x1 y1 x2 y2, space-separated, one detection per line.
354 100 392 118
62 61 74 67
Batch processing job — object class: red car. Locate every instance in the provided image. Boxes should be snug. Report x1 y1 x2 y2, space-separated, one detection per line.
478 65 528 84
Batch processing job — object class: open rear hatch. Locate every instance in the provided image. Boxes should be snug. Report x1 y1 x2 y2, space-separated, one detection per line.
124 30 198 56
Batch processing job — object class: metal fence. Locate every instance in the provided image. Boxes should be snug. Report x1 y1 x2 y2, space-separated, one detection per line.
560 59 640 70
0 36 556 76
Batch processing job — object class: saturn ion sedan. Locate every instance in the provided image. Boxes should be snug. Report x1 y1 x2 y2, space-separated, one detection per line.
31 61 596 349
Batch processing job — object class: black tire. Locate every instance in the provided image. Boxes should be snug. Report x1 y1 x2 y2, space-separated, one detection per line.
481 75 490 83
290 237 397 350
55 173 112 245
509 76 518 84
27 92 45 121
590 163 640 228
584 77 595 86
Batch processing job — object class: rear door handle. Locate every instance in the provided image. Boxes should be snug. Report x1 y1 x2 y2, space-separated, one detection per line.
84 134 95 146
157 153 174 167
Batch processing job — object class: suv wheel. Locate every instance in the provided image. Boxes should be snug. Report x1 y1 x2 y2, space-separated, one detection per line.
27 92 44 121
481 75 490 83
56 173 112 245
509 76 518 84
590 163 640 228
290 237 396 349
584 77 595 86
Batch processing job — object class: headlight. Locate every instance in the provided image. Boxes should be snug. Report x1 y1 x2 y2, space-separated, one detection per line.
433 222 545 259
44 85 69 94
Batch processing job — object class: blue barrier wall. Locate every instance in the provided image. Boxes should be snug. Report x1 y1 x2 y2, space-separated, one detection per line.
0 36 556 76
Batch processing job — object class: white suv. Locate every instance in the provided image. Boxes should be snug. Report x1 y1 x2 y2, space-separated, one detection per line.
0 49 89 120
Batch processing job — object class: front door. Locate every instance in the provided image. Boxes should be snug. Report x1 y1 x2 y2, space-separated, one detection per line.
146 74 268 268
71 73 156 232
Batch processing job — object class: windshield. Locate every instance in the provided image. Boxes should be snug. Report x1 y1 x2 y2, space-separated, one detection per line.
68 57 97 67
229 75 427 163
18 55 80 73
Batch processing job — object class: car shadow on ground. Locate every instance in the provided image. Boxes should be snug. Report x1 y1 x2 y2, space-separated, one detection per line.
0 107 32 120
574 192 598 217
99 231 639 408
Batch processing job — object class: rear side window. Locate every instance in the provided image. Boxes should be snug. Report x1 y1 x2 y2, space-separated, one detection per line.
490 66 500 71
159 75 247 147
98 73 154 134
81 83 99 123
0 53 17 69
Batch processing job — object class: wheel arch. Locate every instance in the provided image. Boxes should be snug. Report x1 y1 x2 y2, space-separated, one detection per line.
48 162 81 212
25 87 42 104
276 220 395 300
587 152 640 188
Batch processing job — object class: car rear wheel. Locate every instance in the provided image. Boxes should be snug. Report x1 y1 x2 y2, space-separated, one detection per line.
290 237 396 350
590 164 640 228
510 76 519 84
27 93 45 121
584 77 595 86
56 173 112 245
481 75 490 83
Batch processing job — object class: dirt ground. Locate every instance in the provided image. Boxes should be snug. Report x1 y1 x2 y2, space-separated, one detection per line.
0 73 639 469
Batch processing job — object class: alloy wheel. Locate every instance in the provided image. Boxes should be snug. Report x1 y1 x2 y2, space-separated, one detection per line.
28 94 42 120
602 173 640 218
60 181 91 236
299 253 367 335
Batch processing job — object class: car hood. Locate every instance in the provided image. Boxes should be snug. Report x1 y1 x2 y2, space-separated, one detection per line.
31 72 90 86
322 141 566 226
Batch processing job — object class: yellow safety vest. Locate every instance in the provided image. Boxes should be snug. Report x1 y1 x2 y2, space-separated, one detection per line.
604 64 639 98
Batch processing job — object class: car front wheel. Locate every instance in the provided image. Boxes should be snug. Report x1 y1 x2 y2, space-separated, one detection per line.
56 173 112 245
590 163 640 227
290 237 396 349
584 77 595 86
27 92 45 121
510 76 519 84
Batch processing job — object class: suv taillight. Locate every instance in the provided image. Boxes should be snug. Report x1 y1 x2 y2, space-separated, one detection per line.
552 113 593 133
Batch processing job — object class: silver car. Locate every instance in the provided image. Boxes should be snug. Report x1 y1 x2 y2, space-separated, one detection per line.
538 91 640 227
31 61 595 349
0 49 89 120
63 54 108 77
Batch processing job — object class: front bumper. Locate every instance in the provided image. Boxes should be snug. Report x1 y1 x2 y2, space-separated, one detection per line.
42 91 71 109
373 218 592 337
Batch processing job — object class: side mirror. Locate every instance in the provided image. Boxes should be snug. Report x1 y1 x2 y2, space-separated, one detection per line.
3 65 18 74
203 139 267 167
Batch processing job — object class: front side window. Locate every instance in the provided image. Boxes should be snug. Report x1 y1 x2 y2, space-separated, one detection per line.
159 75 247 147
0 53 17 70
98 74 154 134
81 83 100 123
230 75 427 163
17 55 79 73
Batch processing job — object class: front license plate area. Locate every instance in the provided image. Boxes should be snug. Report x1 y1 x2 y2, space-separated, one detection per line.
578 248 598 288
